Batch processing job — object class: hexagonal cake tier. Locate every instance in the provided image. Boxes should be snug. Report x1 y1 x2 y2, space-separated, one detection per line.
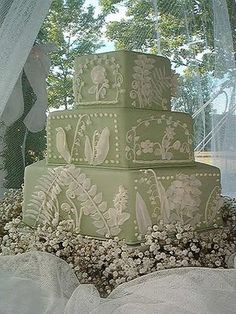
46 108 194 168
23 160 222 244
73 50 172 110
22 50 223 244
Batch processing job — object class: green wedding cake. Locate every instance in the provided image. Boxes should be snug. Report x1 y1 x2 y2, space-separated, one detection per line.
22 51 223 244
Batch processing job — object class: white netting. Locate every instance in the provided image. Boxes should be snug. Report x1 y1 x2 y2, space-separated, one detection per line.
149 0 236 197
0 0 52 117
0 251 79 314
211 0 236 197
0 251 236 313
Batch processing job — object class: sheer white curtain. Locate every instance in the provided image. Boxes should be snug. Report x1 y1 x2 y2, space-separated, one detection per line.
0 0 52 118
151 0 236 197
211 0 236 197
0 0 52 196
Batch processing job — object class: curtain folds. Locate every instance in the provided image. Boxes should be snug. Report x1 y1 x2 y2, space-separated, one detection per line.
151 0 236 196
0 0 53 118
211 0 236 196
0 251 236 314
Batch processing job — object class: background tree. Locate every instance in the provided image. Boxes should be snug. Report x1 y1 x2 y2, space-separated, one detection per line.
3 0 106 189
39 0 106 110
100 0 236 151
172 71 213 149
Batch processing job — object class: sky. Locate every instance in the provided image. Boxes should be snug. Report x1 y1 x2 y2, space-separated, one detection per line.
84 0 127 52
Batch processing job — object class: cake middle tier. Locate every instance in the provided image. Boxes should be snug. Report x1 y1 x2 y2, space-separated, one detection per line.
47 108 194 168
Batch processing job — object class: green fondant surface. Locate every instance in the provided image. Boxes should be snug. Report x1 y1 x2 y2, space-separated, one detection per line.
22 50 223 245
47 108 194 168
73 50 171 110
23 160 222 244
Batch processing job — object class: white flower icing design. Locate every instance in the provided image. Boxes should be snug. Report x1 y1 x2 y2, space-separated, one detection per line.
91 65 106 84
140 140 154 153
166 174 202 222
88 65 109 100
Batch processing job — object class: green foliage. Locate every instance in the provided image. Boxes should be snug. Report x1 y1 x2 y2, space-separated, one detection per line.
101 1 215 65
172 71 212 149
227 0 236 52
101 0 235 151
2 0 107 189
39 0 106 110
101 0 235 71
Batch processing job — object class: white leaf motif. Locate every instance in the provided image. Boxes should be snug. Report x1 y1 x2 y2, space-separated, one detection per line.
98 201 107 212
135 192 152 234
156 180 170 222
77 193 87 202
94 127 110 165
88 185 97 197
94 192 102 204
93 220 105 228
82 178 91 189
107 207 117 226
118 212 130 225
84 135 93 164
96 228 107 235
90 213 100 220
56 127 71 163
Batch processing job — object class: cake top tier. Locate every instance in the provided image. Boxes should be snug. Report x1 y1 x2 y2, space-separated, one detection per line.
73 50 172 111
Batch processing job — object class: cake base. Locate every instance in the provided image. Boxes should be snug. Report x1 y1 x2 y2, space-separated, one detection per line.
23 160 222 244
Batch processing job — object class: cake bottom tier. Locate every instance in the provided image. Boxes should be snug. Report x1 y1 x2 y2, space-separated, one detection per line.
23 160 223 244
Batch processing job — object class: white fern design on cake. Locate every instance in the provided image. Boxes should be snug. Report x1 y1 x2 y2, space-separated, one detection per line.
25 166 130 236
24 168 63 227
130 55 171 109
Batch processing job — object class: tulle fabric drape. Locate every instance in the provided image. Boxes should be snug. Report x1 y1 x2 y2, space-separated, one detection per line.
0 252 78 314
0 0 53 196
0 0 52 117
0 251 236 314
151 0 236 196
211 0 236 197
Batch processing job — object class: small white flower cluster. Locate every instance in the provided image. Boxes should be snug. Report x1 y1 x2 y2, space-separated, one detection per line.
0 190 235 297
222 196 236 230
0 189 23 239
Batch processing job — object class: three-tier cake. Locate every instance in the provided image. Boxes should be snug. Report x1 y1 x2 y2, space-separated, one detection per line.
22 51 223 244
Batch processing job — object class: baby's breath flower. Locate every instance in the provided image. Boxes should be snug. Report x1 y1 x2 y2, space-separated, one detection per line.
0 191 235 297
